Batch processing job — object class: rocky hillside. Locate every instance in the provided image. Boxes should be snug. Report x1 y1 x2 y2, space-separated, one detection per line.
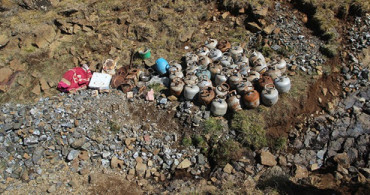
0 0 369 194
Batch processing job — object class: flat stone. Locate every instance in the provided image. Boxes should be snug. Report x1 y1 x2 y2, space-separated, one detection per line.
177 159 191 169
223 163 233 174
136 162 147 176
295 165 308 179
253 6 268 18
333 153 350 168
24 136 39 145
260 150 277 166
0 67 13 83
39 78 50 91
0 34 9 47
47 185 56 193
67 150 80 161
246 22 262 33
263 24 275 35
32 84 41 95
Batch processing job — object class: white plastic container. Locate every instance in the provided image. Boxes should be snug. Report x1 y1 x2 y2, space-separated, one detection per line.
88 73 112 90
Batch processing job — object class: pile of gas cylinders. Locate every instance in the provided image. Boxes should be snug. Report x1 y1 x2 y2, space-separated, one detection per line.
154 38 291 117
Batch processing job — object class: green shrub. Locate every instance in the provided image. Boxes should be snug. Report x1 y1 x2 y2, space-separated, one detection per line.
231 111 267 149
209 139 243 166
182 136 192 147
109 120 120 132
272 137 287 151
148 83 166 94
320 44 338 58
204 117 223 134
192 134 209 154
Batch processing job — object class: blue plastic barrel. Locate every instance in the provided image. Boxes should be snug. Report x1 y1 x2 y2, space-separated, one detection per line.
155 58 170 75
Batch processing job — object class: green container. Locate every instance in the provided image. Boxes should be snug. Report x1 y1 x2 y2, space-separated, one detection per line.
139 48 151 60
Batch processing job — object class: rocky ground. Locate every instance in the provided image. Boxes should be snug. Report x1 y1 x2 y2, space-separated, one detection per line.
0 0 369 194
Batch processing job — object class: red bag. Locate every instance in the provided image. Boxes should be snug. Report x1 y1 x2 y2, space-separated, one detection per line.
57 67 92 93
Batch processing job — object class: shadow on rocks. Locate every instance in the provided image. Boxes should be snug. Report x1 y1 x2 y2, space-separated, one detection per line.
256 175 339 195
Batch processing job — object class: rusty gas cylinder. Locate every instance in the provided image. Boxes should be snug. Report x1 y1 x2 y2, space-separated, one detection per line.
227 90 242 112
215 82 230 97
199 87 215 106
258 75 274 91
243 90 260 109
217 39 231 52
170 77 185 97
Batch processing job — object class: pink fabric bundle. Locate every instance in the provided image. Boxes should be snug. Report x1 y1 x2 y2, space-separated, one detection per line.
57 67 92 93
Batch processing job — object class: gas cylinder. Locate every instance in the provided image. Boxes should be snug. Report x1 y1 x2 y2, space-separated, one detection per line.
184 84 200 100
258 76 274 91
184 73 198 85
253 59 268 74
228 72 241 89
209 48 223 62
155 58 170 75
261 84 279 106
209 63 222 79
185 53 199 64
211 95 228 116
196 68 211 80
227 90 242 112
234 54 249 65
247 71 261 83
249 51 266 67
220 53 233 67
239 65 251 77
197 46 210 56
170 77 185 97
265 66 282 80
205 38 218 49
199 56 212 67
275 58 287 73
236 79 253 94
215 73 228 86
199 87 215 105
169 69 184 80
243 90 260 109
215 82 230 97
169 62 182 71
198 75 213 89
230 45 243 59
217 39 231 52
274 76 291 93
186 61 198 74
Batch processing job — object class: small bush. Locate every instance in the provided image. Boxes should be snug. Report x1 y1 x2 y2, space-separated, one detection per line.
109 120 120 132
148 83 166 94
262 46 273 58
272 137 287 151
192 134 209 154
231 111 267 149
182 136 192 147
209 139 243 166
204 117 223 134
320 44 338 58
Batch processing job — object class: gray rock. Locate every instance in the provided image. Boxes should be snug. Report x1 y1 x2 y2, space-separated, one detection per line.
347 148 358 162
24 136 39 145
67 150 80 161
197 154 205 165
32 147 45 164
328 138 344 152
